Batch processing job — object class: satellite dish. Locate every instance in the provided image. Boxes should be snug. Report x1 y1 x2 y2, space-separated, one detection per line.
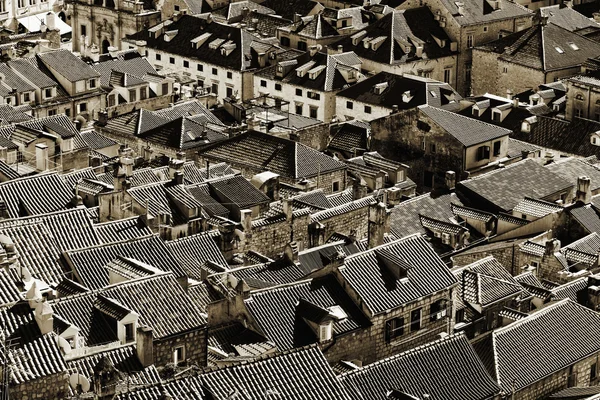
69 373 90 393
57 336 72 355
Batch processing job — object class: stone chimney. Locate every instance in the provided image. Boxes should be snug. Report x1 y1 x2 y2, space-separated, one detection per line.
282 197 293 221
173 171 184 185
240 209 252 232
445 170 456 191
46 12 56 31
576 176 591 204
136 326 154 367
97 111 108 126
169 158 185 180
368 202 388 249
36 143 49 171
352 178 367 200
545 238 561 255
218 221 238 262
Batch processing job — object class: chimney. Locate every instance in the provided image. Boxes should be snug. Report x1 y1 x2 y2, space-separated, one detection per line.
577 176 592 204
240 209 252 232
168 158 184 179
34 302 54 334
35 143 49 171
97 111 108 126
308 45 319 57
456 2 464 15
135 40 147 57
445 170 456 191
539 15 549 26
173 171 184 185
506 89 513 100
392 104 399 114
282 197 293 221
136 326 154 367
415 45 423 58
513 97 519 108
46 12 56 31
545 238 561 255
521 149 531 160
293 13 302 23
352 179 367 200
368 202 388 249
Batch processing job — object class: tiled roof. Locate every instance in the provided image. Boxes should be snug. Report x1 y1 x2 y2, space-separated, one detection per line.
6 333 67 384
0 173 73 218
7 58 59 89
198 130 346 179
64 235 186 290
139 116 228 151
458 159 573 212
208 174 270 208
512 197 563 218
419 105 511 147
551 276 588 302
489 299 600 392
437 0 531 26
340 334 500 400
451 203 494 222
199 345 352 399
455 256 523 307
571 204 600 234
62 167 98 190
519 240 546 256
0 267 21 306
328 122 369 154
166 232 227 280
335 8 456 66
187 280 223 312
311 196 376 221
507 138 543 158
67 345 160 391
297 239 360 275
113 376 212 399
389 192 461 238
230 259 308 289
127 15 252 71
339 234 457 315
51 273 207 342
338 72 461 111
420 214 464 235
94 217 153 244
541 4 600 32
546 157 600 192
259 0 318 20
92 56 159 88
245 275 369 350
80 130 118 150
38 49 101 82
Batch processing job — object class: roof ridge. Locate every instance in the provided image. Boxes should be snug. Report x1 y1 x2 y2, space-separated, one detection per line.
341 232 424 262
249 277 314 295
493 298 572 336
418 104 511 133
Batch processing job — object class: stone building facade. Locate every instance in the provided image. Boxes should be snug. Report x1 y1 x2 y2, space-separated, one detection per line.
9 371 69 400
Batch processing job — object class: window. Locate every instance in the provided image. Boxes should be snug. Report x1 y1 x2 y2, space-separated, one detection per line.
156 53 161 61
212 68 218 75
332 181 340 192
169 57 175 64
280 36 290 47
89 79 96 88
319 324 332 341
275 83 282 91
227 71 232 79
108 94 116 107
417 120 431 132
298 41 307 51
364 105 371 114
173 346 185 364
430 299 447 321
410 309 422 332
503 66 508 74
0 0 5 11
140 87 147 100
295 104 302 115
568 42 579 51
129 89 136 102
124 323 135 343
260 80 267 87
309 106 318 119
65 108 71 117
430 143 436 153
385 317 404 341
465 63 472 84
555 46 564 54
197 64 203 72
492 111 501 122
174 4 179 10
183 60 189 68
493 140 501 156
575 108 583 118
162 82 169 95
476 145 490 161
444 68 451 83
346 101 353 110
211 83 219 95
79 103 87 112
48 109 57 116
466 34 474 48
342 19 347 27
295 88 302 96
307 91 320 100
592 363 597 381
45 88 52 98
23 93 30 102
226 87 233 97
483 26 488 32
81 25 87 37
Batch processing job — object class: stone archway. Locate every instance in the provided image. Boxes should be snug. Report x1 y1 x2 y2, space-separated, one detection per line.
101 39 110 54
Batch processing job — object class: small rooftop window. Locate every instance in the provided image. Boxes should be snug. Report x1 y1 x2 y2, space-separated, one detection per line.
555 46 564 54
568 42 579 51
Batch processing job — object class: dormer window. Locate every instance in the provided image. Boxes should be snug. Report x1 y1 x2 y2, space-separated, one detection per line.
89 79 96 89
124 323 135 342
492 110 502 122
45 88 53 99
591 133 600 146
319 323 332 341
62 138 73 153
472 107 480 117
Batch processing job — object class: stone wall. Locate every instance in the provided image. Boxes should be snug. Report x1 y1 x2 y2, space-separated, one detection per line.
451 240 526 275
242 214 311 258
106 93 174 117
295 122 330 152
514 352 599 400
10 372 69 400
154 327 208 368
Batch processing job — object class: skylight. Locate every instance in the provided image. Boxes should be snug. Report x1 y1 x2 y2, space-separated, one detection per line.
555 46 564 54
568 42 579 51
